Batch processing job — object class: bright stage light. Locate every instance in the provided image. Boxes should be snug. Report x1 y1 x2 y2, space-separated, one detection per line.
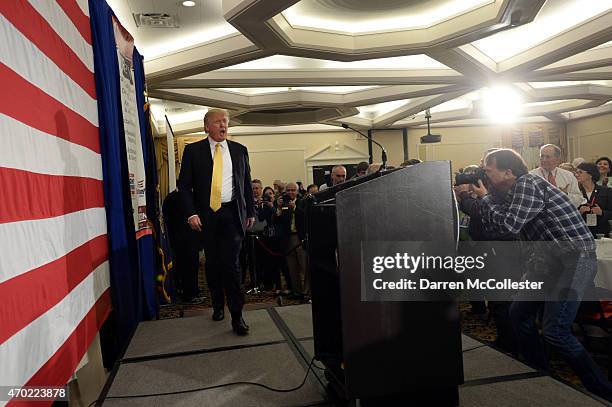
182 1 196 7
482 86 522 123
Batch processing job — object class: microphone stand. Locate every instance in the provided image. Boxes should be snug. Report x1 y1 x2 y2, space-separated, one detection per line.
341 123 387 171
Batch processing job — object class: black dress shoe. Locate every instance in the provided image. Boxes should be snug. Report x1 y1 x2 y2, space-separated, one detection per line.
212 308 224 321
232 317 249 336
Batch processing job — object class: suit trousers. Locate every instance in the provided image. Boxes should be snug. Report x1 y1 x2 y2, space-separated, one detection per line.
202 201 245 318
286 233 307 295
509 251 612 399
174 245 200 299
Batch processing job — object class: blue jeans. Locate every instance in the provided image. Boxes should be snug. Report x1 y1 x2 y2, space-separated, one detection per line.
510 251 612 400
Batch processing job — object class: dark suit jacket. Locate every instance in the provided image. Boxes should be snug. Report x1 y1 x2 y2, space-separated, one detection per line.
162 190 201 252
177 138 255 236
275 196 306 243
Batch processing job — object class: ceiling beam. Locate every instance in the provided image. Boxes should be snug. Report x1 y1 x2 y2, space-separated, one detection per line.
498 12 612 76
144 33 271 84
427 46 498 84
526 66 612 82
224 0 300 51
148 69 465 89
373 91 469 127
225 0 544 62
148 89 249 110
543 113 568 122
566 102 612 120
150 84 473 110
528 46 612 78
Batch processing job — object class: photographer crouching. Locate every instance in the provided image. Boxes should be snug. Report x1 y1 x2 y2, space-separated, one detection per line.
455 160 519 355
455 148 612 401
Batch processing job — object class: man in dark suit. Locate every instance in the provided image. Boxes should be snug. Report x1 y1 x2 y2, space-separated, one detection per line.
275 182 308 299
162 189 202 304
178 108 255 335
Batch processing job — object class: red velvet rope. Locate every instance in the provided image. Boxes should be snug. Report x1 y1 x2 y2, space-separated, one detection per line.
253 235 303 257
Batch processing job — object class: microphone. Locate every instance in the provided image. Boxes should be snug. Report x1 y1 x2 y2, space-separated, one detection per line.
341 123 387 170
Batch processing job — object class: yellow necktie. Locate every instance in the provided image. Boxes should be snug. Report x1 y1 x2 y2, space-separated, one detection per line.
210 143 222 211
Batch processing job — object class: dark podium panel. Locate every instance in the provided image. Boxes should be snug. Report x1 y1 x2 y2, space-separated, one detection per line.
306 161 463 404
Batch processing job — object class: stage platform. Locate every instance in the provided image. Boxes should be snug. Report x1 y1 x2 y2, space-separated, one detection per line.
98 304 608 406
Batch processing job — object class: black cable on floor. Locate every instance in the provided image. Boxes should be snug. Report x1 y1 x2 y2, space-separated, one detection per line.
88 356 317 406
265 307 329 396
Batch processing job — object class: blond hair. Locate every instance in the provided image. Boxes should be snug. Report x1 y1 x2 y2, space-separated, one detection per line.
204 108 229 125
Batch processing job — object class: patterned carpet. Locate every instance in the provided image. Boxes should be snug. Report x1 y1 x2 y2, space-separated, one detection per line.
158 262 304 319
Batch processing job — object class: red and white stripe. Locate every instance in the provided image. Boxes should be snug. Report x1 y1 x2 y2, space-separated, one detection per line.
0 1 109 405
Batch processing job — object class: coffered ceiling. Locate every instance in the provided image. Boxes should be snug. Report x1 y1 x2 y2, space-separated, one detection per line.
109 0 612 132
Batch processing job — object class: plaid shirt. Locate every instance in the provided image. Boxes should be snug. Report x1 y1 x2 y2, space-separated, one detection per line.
480 174 595 252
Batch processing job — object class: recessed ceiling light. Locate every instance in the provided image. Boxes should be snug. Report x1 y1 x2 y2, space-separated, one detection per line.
182 1 196 7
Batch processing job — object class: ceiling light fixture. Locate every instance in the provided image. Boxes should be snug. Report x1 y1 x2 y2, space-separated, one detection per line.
182 1 196 7
482 86 522 123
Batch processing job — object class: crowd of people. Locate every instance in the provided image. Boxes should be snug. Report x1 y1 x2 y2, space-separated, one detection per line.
240 158 427 299
457 146 611 239
242 163 367 300
455 145 612 401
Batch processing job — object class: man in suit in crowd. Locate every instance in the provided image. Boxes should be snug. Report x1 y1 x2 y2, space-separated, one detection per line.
530 144 585 207
273 179 285 197
319 165 347 190
275 182 308 299
162 189 203 304
178 108 255 335
352 161 369 179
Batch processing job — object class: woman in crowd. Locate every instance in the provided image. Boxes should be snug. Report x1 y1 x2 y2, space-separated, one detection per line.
596 157 611 187
576 162 612 237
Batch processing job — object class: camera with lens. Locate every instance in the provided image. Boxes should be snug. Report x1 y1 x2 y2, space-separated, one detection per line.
279 193 293 210
455 167 486 186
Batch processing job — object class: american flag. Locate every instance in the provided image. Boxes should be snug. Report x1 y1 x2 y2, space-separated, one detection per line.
0 0 110 402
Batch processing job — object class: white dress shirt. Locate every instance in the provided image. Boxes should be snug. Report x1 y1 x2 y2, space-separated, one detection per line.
208 137 234 203
529 166 586 207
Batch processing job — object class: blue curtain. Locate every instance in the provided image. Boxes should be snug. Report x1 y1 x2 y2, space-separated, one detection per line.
89 0 156 360
133 50 158 318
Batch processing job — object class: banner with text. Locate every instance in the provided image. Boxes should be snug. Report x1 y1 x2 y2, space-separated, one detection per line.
113 18 149 237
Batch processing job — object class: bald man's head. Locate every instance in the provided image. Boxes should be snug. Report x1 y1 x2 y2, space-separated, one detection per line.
331 166 347 185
